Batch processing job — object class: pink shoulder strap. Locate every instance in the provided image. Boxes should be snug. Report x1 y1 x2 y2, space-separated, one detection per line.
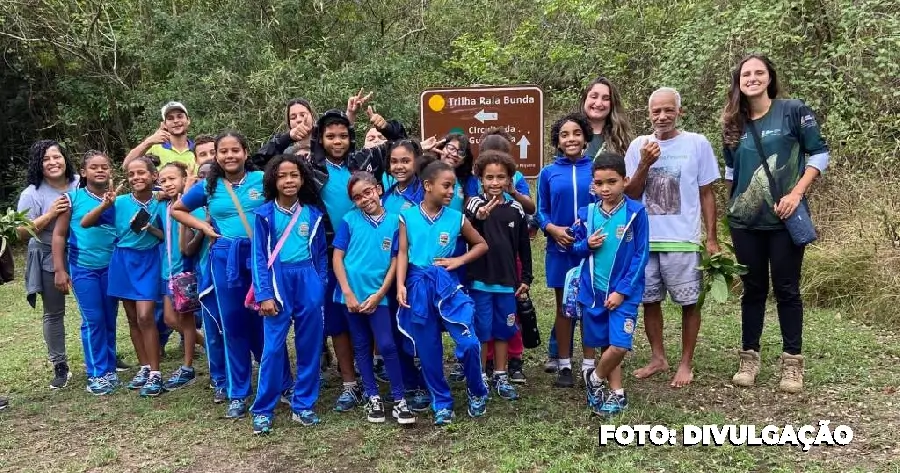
267 204 302 268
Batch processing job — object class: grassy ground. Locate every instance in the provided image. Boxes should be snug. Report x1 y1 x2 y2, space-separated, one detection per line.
1 239 899 473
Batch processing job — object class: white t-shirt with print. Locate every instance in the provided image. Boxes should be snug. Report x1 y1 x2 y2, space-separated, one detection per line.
625 131 720 246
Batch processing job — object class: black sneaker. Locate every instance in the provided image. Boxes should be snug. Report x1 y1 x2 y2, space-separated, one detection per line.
0 396 8 410
115 354 131 372
554 367 574 388
392 398 416 425
364 396 386 423
50 362 72 389
508 358 527 384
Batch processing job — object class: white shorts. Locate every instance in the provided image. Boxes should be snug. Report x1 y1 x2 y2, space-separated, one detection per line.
642 252 702 306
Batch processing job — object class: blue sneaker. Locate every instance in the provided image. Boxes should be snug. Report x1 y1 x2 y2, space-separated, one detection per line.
280 388 294 405
492 373 520 401
252 414 273 435
292 410 321 426
585 369 608 410
467 392 488 418
225 399 248 419
373 358 389 383
126 367 150 390
103 372 121 389
86 377 114 396
405 389 430 413
334 384 363 412
597 392 628 418
139 373 164 397
433 408 455 426
213 387 227 404
163 367 196 391
448 362 465 383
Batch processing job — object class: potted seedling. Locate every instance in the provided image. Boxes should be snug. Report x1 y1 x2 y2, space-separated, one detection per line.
0 208 37 284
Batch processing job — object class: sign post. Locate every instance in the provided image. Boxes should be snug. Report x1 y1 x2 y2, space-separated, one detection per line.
420 85 544 178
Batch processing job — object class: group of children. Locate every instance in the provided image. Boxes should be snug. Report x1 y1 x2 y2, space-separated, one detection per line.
40 86 654 434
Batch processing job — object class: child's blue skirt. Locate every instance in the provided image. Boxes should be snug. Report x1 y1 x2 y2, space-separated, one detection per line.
108 246 161 301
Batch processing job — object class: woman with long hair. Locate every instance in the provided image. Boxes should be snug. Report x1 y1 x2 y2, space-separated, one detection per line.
722 54 830 393
579 77 633 157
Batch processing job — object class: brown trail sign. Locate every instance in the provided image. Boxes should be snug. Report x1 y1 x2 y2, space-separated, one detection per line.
419 86 544 178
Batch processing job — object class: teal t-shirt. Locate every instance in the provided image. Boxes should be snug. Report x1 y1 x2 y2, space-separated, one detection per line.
448 181 466 212
190 207 210 280
725 99 828 230
383 179 423 215
180 172 266 238
400 205 463 267
585 134 607 159
332 210 399 305
271 202 315 264
113 194 164 250
321 160 355 230
66 188 116 269
160 201 187 277
591 201 627 293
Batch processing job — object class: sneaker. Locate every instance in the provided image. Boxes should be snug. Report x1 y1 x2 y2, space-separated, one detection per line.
225 399 248 419
139 373 164 397
508 358 526 384
596 392 628 417
103 372 121 389
252 414 273 435
364 396 386 423
405 389 430 413
492 373 520 401
392 399 416 425
448 361 465 383
584 368 608 410
163 367 196 391
86 377 115 396
115 354 131 372
373 359 389 383
127 366 151 390
280 388 294 405
50 362 72 389
467 391 488 418
334 384 364 412
554 367 574 388
433 408 454 426
0 397 7 410
292 410 321 426
778 353 804 393
732 349 761 387
544 358 559 373
481 373 491 394
213 387 227 404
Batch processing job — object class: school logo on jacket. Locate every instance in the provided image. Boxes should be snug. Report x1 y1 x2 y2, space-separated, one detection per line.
623 318 635 335
616 225 633 242
381 237 392 251
298 222 310 237
438 232 450 246
506 313 516 327
248 189 262 200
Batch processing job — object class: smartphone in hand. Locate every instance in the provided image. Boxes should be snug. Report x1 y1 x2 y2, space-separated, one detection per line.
130 208 152 233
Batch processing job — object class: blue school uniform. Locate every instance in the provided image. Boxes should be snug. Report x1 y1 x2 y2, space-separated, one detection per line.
464 171 531 200
448 181 466 213
536 156 594 288
382 178 424 216
398 205 487 412
181 172 267 401
570 198 650 350
65 188 119 378
320 160 355 337
107 194 164 301
250 201 327 417
159 201 194 297
333 209 406 401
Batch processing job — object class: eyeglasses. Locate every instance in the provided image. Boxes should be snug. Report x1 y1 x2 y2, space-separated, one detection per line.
351 186 378 202
444 144 461 155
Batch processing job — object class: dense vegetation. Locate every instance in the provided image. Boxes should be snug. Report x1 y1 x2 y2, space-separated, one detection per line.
2 0 899 322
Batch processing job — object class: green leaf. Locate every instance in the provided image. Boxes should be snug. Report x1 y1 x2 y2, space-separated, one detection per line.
710 274 729 303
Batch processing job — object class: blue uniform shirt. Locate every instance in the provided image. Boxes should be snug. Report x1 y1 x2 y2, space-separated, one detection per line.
189 207 211 282
180 171 266 238
271 202 315 264
321 160 355 230
382 178 424 215
465 171 530 200
591 200 628 293
448 181 466 212
113 194 163 250
161 201 194 277
66 188 116 269
400 205 464 267
332 209 399 305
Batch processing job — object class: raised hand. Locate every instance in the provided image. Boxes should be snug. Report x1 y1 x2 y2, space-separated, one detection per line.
640 138 661 167
475 195 502 220
147 122 171 145
289 121 312 142
366 106 387 130
421 136 445 151
587 229 607 249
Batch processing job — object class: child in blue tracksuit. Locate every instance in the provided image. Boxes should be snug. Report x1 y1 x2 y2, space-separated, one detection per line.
81 156 165 397
51 151 119 395
173 132 291 419
334 171 416 425
250 154 327 434
396 160 489 426
536 113 596 388
570 152 649 418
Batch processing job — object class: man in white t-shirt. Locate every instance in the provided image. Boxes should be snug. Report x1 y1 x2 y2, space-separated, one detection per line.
624 88 721 388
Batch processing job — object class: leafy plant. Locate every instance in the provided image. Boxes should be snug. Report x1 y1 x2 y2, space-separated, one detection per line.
0 208 36 245
696 243 748 308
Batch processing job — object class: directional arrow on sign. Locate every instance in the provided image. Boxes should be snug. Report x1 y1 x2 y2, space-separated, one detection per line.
474 109 498 124
517 135 530 160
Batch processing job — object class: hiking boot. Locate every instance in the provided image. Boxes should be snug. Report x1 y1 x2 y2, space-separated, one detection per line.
732 350 761 387
778 353 804 393
392 398 416 425
50 362 72 389
364 395 386 423
508 358 527 384
554 367 574 388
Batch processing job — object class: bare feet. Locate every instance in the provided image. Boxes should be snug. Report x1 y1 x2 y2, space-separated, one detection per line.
633 358 669 379
670 364 694 388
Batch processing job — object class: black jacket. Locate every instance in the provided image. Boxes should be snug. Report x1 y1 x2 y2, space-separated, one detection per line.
465 195 534 288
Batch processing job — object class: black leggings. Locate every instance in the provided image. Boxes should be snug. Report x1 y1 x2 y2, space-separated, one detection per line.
730 227 805 355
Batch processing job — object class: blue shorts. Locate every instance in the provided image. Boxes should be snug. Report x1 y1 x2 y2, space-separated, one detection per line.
581 302 639 350
545 251 582 288
471 290 518 342
108 246 161 301
324 268 349 336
